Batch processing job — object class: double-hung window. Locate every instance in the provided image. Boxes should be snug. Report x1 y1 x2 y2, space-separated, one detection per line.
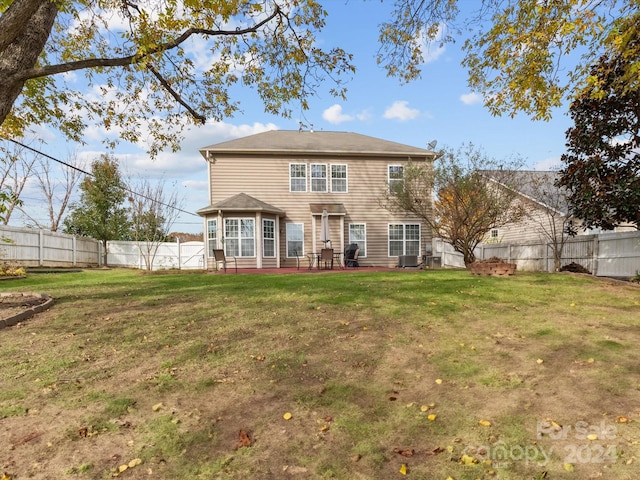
224 218 255 257
263 219 275 258
311 163 328 192
331 164 347 193
286 223 304 258
388 165 404 194
388 224 420 256
348 223 366 257
207 219 217 257
290 163 307 192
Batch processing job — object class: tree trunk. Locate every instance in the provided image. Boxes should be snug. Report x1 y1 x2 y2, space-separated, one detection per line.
102 239 108 267
463 249 476 267
0 0 58 127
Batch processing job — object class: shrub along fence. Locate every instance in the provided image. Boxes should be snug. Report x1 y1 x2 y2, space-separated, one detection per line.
0 226 205 270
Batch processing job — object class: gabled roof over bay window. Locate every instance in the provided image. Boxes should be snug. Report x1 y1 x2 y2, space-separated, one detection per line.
196 192 286 217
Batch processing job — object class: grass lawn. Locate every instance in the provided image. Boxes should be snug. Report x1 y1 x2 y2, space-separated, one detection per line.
1 268 639 479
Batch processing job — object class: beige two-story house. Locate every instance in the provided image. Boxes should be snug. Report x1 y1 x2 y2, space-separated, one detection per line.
196 130 436 269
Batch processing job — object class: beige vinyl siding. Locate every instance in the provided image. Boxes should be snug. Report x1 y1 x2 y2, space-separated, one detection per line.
206 153 432 268
484 196 570 245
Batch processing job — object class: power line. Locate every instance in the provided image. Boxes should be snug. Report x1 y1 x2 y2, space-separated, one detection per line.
2 137 201 218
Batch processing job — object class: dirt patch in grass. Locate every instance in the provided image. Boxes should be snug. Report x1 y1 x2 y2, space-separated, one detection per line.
1 270 640 479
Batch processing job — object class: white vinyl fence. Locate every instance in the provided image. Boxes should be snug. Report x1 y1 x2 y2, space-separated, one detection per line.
0 226 205 270
107 240 205 270
0 225 100 267
434 231 640 277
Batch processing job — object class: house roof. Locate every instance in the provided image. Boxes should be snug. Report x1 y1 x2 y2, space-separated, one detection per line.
482 170 569 215
196 193 286 217
309 203 347 215
200 130 435 159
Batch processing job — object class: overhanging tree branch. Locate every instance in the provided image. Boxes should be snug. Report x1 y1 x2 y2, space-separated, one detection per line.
147 63 206 124
12 10 283 83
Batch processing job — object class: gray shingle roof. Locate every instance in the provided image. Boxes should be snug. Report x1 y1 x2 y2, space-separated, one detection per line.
196 193 286 216
200 130 434 158
482 170 569 214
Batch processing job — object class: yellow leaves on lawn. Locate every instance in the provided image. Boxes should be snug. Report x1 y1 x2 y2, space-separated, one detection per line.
478 419 492 427
435 378 443 385
399 463 408 475
283 412 292 420
114 458 142 476
564 462 575 472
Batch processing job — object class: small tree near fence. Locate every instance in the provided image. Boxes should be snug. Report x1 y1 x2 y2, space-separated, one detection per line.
129 178 182 270
522 172 575 272
63 155 130 266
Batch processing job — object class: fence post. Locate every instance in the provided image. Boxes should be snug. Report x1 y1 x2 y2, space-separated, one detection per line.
72 236 77 266
592 235 599 276
39 229 44 266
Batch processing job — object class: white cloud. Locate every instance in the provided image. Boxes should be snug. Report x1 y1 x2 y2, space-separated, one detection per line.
383 101 420 121
418 23 447 64
460 92 482 106
356 109 373 122
322 104 354 124
534 157 562 171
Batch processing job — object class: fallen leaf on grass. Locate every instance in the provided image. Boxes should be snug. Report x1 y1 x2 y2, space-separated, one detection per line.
427 414 437 421
283 412 292 420
399 463 408 475
235 430 252 449
427 446 444 455
461 454 477 465
393 448 415 457
152 402 163 411
616 416 631 423
563 462 574 472
536 358 544 364
478 420 491 427
435 378 443 384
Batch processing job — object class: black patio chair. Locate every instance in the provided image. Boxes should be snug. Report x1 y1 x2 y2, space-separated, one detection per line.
344 243 360 268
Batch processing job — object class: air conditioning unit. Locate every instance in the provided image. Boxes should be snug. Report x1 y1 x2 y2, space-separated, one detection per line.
398 255 418 268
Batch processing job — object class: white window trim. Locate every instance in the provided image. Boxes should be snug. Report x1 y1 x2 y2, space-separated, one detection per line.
388 164 404 194
310 163 328 193
224 218 256 258
289 162 307 193
348 223 367 257
286 223 305 258
330 163 348 193
263 219 276 258
207 219 217 258
388 223 421 257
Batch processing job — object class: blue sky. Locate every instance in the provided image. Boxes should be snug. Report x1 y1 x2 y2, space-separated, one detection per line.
13 1 573 234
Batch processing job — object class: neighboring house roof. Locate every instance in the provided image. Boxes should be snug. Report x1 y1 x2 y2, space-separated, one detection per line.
200 130 435 159
196 193 286 217
482 170 569 215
